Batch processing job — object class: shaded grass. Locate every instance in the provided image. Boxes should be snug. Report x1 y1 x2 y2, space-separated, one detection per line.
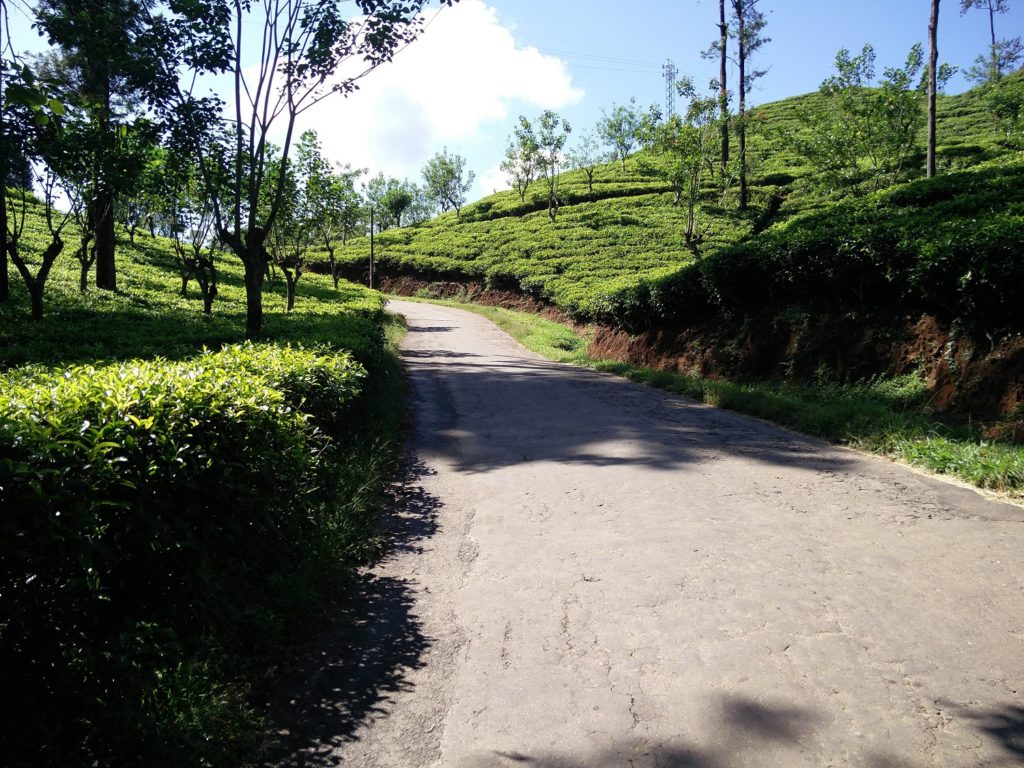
397 295 1024 500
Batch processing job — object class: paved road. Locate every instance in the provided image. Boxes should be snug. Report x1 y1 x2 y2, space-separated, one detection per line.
272 300 1024 768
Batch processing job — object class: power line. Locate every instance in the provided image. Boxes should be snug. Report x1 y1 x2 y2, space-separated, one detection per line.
534 46 661 69
568 63 665 74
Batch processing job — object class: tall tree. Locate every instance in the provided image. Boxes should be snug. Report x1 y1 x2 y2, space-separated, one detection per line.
793 44 951 195
640 79 719 248
0 1 52 303
928 0 941 178
422 148 475 221
534 110 571 222
566 130 603 194
730 0 769 211
597 98 643 172
501 117 539 202
702 0 731 175
365 173 415 230
1 0 15 303
960 0 1021 82
35 0 165 291
168 162 221 314
175 0 457 338
296 130 363 288
4 98 77 320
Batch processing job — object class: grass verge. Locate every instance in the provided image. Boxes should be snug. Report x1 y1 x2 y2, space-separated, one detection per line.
393 295 1024 501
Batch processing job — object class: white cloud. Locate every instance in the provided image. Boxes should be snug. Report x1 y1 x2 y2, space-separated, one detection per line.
476 162 510 196
295 0 583 188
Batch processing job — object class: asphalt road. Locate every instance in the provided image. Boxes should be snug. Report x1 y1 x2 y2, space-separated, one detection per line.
270 299 1024 768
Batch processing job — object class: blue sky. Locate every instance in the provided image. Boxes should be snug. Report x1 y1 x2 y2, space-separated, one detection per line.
303 0 1024 199
8 0 1023 201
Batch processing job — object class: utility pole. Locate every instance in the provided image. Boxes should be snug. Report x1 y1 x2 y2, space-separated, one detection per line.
369 207 375 290
927 0 940 178
663 59 678 117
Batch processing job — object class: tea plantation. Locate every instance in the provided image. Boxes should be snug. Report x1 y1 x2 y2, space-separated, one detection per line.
0 202 402 766
326 83 1024 333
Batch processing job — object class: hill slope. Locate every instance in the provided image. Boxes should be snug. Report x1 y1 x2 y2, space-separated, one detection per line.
322 82 1023 420
325 82 1021 324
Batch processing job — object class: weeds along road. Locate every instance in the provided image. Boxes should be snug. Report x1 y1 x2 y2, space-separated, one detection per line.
272 300 1024 768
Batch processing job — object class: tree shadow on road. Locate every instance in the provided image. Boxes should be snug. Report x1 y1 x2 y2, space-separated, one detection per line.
406 350 859 476
403 345 1020 525
260 459 441 767
957 702 1024 764
477 693 832 767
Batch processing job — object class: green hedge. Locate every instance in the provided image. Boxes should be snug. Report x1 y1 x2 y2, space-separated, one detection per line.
0 343 369 766
597 158 1024 333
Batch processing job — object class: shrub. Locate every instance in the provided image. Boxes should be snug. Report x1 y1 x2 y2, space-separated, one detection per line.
0 343 367 766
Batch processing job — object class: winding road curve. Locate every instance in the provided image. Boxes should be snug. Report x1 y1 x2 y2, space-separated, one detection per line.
272 300 1024 768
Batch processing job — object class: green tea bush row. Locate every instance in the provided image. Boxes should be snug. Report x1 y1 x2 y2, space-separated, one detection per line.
597 158 1024 333
0 343 367 765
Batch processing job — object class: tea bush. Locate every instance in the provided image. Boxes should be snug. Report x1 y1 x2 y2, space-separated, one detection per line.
0 344 372 765
630 157 1024 334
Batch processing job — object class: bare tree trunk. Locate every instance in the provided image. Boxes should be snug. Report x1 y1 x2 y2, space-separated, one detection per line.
29 282 44 320
10 237 63 321
244 261 264 338
93 194 117 289
719 0 730 175
737 1 749 211
94 67 117 291
988 2 997 51
0 177 7 304
77 233 95 293
1 200 8 304
927 0 940 178
325 242 340 289
1 47 9 304
282 266 299 312
205 266 217 315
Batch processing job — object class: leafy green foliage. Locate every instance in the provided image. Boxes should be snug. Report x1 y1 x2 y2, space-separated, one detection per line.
500 115 540 202
422 147 475 221
0 344 367 765
0 198 395 766
980 71 1024 144
639 79 720 244
365 172 418 229
674 158 1024 334
565 129 605 193
597 97 645 171
534 110 572 221
792 44 953 194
